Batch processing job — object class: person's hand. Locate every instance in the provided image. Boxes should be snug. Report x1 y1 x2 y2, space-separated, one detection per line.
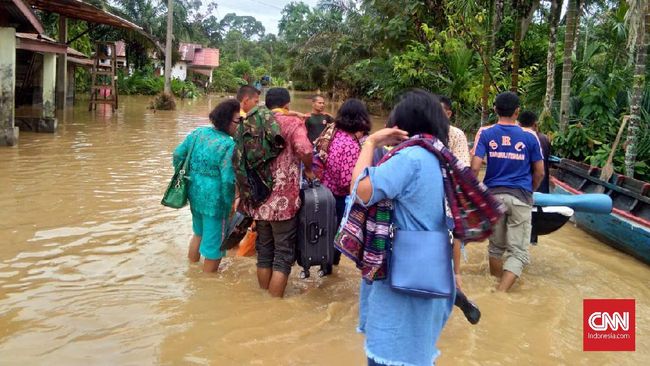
304 169 316 181
367 128 408 147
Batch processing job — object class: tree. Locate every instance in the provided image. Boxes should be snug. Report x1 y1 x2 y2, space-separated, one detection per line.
511 0 538 92
483 0 503 125
559 0 581 133
624 0 649 176
219 13 265 39
540 0 562 125
164 0 174 95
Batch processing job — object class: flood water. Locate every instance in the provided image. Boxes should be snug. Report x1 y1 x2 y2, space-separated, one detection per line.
1 94 648 365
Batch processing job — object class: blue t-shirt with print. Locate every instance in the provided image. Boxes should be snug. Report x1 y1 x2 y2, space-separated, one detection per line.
474 124 543 192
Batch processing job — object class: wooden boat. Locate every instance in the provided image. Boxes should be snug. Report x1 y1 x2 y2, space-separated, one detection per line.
551 158 650 264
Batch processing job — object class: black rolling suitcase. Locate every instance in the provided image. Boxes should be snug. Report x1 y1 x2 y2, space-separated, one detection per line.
296 180 337 278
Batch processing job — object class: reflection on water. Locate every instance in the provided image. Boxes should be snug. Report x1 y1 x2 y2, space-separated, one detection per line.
1 94 648 365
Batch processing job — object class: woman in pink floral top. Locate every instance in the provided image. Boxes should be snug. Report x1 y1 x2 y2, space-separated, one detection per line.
321 99 371 269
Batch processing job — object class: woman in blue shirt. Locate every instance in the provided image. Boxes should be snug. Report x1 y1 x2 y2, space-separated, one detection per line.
173 99 240 273
351 90 455 366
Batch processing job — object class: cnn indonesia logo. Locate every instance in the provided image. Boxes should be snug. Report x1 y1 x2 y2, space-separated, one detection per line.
583 299 635 351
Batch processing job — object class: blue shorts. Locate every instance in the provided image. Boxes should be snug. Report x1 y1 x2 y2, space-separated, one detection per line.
191 210 227 260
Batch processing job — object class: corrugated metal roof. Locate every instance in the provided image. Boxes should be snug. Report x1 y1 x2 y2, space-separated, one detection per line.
28 0 141 30
1 0 44 33
115 40 126 57
191 48 219 68
179 43 201 62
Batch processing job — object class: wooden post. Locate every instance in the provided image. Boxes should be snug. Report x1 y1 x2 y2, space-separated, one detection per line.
42 53 56 118
0 27 18 146
56 16 68 110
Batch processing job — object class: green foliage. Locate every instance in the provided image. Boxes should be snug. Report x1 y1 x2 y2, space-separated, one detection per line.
117 69 200 99
171 78 200 99
211 68 247 93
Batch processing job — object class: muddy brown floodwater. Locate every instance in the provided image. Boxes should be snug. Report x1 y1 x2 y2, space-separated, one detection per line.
1 93 648 365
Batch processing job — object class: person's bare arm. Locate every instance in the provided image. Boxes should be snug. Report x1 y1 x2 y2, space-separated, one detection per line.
351 128 408 203
470 155 483 178
532 161 545 191
299 150 316 180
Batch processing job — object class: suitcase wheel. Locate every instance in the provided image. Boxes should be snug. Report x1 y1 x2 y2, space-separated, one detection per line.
317 269 326 277
299 269 310 279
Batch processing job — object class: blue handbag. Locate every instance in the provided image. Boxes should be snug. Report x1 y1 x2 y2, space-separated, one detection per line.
389 229 454 298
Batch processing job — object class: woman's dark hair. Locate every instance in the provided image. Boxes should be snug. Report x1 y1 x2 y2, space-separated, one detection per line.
265 87 291 109
209 99 240 132
387 89 449 145
334 98 371 134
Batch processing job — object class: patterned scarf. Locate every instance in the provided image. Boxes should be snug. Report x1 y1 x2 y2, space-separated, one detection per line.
336 135 505 281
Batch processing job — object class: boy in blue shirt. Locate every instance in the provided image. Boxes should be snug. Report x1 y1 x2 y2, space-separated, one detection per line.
471 92 545 292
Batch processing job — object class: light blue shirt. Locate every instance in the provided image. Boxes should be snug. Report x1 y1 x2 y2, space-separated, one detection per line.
357 146 454 366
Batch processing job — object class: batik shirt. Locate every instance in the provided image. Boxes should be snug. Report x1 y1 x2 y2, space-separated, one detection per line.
321 130 361 197
247 112 313 221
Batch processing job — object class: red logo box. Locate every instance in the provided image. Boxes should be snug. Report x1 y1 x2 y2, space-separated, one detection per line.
583 299 635 351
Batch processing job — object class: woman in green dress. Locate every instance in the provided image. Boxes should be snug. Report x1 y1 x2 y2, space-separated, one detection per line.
173 99 240 272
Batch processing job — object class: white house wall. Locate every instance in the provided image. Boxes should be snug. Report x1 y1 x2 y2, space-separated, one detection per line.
171 62 187 81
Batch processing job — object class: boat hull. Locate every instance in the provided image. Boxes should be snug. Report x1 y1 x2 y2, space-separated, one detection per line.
553 178 650 265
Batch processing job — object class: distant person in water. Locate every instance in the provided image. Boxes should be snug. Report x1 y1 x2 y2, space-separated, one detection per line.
439 95 481 324
173 99 240 273
305 95 334 142
471 92 544 292
519 111 551 193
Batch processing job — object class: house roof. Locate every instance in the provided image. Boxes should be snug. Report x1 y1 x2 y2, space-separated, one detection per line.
27 0 141 30
16 32 66 53
115 40 126 58
179 43 201 62
190 48 219 68
16 32 92 65
1 0 44 34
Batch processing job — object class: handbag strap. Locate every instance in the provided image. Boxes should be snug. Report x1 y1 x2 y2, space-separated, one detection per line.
339 172 365 230
180 134 197 174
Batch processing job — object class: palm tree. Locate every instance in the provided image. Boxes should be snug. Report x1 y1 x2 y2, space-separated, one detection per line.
164 0 173 95
511 0 538 92
540 0 562 125
559 0 581 133
624 0 649 177
480 0 503 125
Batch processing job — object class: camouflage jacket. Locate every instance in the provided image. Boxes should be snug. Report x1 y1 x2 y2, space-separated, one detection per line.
233 106 285 208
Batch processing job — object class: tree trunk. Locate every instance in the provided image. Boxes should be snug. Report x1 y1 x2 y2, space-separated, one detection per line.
164 0 174 95
624 1 648 177
559 0 580 133
520 1 541 39
511 5 523 92
481 0 503 125
540 0 561 123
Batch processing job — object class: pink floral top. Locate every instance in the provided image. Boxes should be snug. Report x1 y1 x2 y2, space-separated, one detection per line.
321 130 362 196
248 113 313 222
